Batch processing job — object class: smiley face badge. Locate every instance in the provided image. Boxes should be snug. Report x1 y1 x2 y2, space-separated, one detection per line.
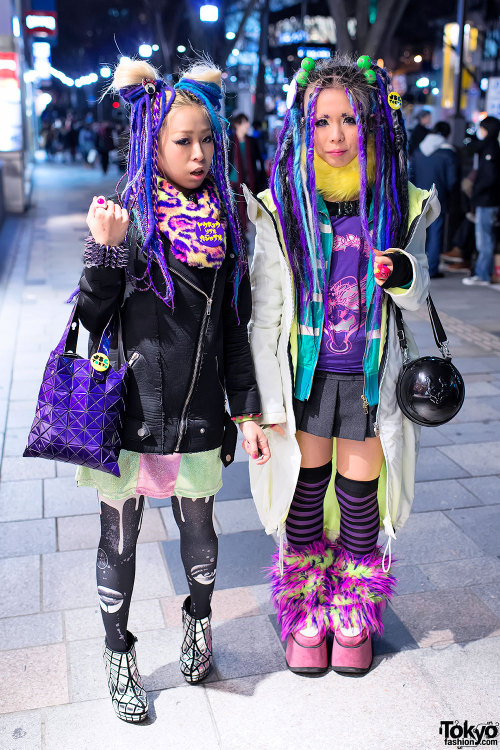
91 352 110 372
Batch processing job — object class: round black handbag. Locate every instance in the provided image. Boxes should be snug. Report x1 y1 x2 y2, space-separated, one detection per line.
393 297 465 427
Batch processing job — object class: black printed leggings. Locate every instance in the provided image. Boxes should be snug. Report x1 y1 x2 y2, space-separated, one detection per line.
97 494 217 651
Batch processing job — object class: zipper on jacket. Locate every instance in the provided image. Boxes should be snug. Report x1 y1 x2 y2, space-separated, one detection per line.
174 271 218 452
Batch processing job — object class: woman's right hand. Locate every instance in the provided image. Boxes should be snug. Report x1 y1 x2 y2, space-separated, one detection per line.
86 195 129 246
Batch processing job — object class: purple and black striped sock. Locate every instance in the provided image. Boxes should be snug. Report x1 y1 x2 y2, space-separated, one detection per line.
335 472 380 557
286 462 332 549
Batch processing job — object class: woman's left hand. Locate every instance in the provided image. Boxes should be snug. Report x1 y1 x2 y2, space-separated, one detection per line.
373 248 394 286
239 421 271 465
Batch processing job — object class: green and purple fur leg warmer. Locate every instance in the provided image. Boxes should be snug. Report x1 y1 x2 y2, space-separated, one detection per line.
269 537 397 640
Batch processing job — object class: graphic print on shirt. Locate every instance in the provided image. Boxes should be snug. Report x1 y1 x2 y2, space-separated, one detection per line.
324 233 368 353
317 215 370 373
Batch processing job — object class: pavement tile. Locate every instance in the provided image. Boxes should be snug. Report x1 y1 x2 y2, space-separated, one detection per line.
453 356 500 374
0 518 56 558
419 426 451 447
249 583 275 615
160 586 260 627
216 460 251 500
43 543 173 612
0 643 68 713
9 379 42 402
1 456 56 481
391 588 500 647
439 441 500 476
388 511 485 564
5 401 37 430
55 461 79 477
204 654 444 750
438 419 500 444
419 556 500 589
412 478 480 512
64 599 165 641
42 688 219 750
57 508 167 551
473 582 500 619
461 381 500 397
3 428 30 457
0 555 40 618
415 447 469 482
450 396 500 423
66 636 111 701
409 636 500 717
0 612 63 651
0 710 41 750
161 530 276 594
445 505 500 557
392 563 435 594
0 479 42 521
214 497 263 533
44 476 98 517
459 475 500 505
212 614 284 680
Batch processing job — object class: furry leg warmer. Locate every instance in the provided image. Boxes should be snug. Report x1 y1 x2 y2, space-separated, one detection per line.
268 538 398 640
324 541 398 635
268 536 334 640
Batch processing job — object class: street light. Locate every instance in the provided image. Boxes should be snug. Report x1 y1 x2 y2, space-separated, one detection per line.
200 4 218 23
100 66 111 78
177 45 187 53
225 31 235 40
139 44 153 58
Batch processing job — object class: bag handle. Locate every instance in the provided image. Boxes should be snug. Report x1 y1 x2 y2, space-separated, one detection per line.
393 295 451 364
55 301 126 367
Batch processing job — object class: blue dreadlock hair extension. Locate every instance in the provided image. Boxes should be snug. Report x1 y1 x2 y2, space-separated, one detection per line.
271 52 409 328
113 59 246 308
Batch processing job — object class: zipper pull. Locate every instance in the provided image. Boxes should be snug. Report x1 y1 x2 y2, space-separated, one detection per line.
128 351 140 366
207 298 212 316
361 395 369 415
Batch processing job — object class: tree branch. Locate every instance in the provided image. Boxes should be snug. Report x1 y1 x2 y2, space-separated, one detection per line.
326 0 353 54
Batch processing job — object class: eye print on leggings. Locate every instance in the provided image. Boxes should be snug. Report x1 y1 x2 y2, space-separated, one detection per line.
98 585 124 613
97 547 108 570
190 563 216 585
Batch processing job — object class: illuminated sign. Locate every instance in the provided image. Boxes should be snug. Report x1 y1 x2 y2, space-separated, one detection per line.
25 11 58 38
297 47 331 60
270 16 336 47
0 53 22 151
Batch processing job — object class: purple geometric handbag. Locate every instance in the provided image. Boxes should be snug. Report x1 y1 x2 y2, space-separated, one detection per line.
23 302 128 477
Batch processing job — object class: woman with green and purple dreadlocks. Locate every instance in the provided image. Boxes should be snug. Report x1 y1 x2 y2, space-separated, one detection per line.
245 53 440 675
74 58 269 722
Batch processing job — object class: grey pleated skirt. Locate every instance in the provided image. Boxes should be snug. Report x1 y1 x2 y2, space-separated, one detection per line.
293 371 377 442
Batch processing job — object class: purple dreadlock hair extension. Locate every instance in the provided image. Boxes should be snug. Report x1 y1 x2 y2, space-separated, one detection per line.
304 86 328 301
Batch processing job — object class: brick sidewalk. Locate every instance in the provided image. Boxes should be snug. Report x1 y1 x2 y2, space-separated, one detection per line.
0 164 499 750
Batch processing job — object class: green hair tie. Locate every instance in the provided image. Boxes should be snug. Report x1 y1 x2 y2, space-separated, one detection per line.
357 55 372 70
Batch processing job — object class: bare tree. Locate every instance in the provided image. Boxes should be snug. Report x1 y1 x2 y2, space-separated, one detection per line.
326 0 411 57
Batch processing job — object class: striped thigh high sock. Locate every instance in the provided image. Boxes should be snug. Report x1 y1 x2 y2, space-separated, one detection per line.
335 472 380 556
285 462 332 549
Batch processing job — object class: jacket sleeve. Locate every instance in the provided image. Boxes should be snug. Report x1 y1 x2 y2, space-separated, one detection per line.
384 188 440 312
222 266 261 417
248 197 288 425
76 261 125 337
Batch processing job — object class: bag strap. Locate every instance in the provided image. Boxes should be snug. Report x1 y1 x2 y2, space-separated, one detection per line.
56 301 126 367
393 295 451 361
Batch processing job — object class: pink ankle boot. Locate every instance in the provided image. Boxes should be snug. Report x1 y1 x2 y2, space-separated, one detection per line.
285 630 328 675
331 628 372 675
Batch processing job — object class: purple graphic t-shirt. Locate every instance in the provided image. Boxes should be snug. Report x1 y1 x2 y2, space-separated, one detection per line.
316 215 370 373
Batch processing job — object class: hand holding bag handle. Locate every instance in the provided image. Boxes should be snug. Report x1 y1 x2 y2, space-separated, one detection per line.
392 296 465 427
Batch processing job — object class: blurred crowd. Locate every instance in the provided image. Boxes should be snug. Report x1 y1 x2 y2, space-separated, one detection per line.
39 113 128 175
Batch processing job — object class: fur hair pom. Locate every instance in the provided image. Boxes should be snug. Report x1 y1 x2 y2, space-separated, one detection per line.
111 59 160 93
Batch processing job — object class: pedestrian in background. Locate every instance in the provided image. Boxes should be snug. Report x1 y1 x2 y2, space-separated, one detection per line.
229 113 267 234
409 109 432 156
411 121 459 278
463 115 500 286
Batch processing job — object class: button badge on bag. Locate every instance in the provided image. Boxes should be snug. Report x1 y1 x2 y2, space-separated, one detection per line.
91 353 110 372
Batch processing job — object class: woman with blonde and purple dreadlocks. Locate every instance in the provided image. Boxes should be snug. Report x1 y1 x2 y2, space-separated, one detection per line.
245 53 440 675
74 58 269 722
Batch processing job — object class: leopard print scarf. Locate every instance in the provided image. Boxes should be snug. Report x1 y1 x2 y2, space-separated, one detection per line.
156 177 227 268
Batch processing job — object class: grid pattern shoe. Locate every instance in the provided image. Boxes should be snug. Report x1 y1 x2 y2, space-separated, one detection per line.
180 597 213 684
102 632 148 723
